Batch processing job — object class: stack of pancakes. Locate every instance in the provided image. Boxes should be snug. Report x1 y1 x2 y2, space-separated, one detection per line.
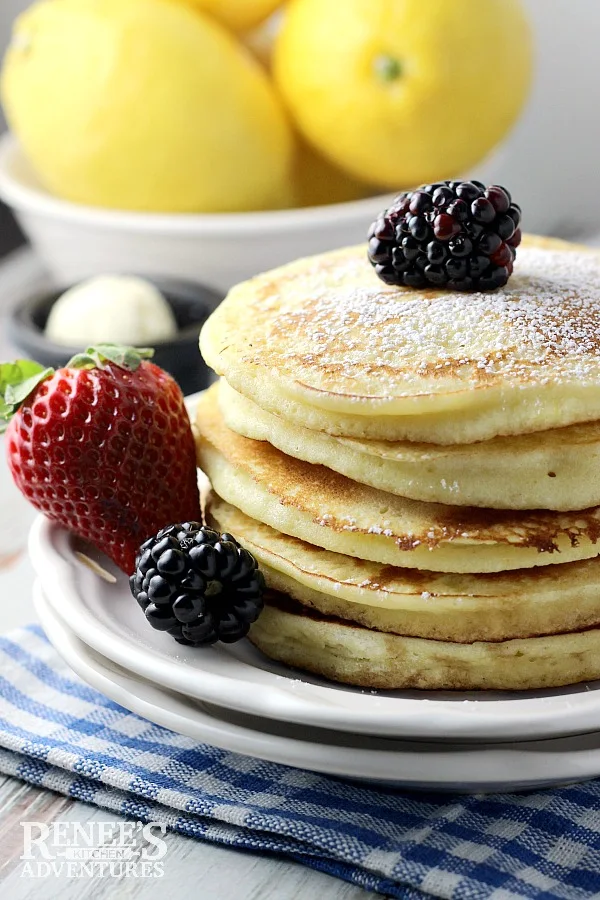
195 235 600 691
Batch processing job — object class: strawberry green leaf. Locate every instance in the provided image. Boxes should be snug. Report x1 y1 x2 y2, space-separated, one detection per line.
96 344 154 369
6 369 54 406
0 360 54 432
67 344 154 372
0 359 48 392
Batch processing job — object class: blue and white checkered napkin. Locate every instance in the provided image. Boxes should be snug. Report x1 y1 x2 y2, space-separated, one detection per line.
1 625 600 900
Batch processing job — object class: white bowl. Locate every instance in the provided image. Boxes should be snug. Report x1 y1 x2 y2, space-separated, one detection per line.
0 134 393 293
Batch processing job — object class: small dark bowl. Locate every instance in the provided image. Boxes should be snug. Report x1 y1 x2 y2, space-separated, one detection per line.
7 275 222 396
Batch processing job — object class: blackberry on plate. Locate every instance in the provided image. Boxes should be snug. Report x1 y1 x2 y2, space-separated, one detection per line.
129 522 265 646
368 181 522 291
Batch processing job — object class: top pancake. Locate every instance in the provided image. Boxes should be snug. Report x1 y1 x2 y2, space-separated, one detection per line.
200 235 600 443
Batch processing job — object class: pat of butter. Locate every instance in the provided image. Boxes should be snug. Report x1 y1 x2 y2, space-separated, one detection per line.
45 275 178 346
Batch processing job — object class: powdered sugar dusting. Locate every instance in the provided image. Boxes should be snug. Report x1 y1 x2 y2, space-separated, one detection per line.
250 246 600 394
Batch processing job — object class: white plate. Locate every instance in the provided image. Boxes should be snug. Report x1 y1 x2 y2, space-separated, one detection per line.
34 581 600 792
30 516 600 743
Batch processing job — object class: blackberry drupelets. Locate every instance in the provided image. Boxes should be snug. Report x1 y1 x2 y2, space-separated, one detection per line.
130 522 265 646
368 181 522 291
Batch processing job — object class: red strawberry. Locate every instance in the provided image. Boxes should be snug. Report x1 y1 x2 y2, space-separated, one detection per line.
1 345 201 574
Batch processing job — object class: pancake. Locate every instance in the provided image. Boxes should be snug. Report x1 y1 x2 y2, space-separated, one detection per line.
219 379 600 511
195 386 600 573
207 493 600 642
249 596 600 691
200 236 600 444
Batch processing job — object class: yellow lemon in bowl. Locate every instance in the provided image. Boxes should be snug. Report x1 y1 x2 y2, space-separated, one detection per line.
289 139 375 208
179 0 282 33
274 0 532 189
1 0 292 212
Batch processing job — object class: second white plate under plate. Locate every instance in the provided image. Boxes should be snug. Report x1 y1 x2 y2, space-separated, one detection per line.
30 516 600 744
34 581 600 792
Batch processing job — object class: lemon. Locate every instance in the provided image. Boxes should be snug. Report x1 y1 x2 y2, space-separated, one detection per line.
2 0 292 212
289 139 374 208
274 0 532 188
242 13 279 70
179 0 281 33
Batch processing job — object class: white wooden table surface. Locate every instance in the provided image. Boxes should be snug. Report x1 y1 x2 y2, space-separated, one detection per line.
0 249 382 899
